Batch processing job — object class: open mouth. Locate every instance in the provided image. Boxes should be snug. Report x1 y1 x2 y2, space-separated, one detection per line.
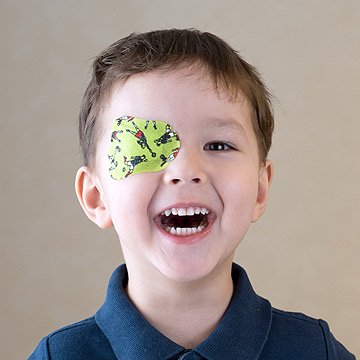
155 207 211 236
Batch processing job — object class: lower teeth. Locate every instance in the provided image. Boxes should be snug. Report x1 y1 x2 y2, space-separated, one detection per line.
166 225 206 236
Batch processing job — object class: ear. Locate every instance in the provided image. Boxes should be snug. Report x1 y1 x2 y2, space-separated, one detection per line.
252 159 274 223
75 166 113 229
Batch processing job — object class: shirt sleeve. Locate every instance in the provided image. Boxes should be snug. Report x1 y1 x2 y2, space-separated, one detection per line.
28 337 51 360
318 319 356 360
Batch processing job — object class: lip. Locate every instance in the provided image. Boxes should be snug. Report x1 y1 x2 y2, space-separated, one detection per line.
153 203 217 245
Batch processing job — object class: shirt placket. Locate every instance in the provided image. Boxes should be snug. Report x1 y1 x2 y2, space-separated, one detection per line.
177 350 205 359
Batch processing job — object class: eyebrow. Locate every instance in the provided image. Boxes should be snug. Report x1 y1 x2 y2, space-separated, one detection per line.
207 117 248 140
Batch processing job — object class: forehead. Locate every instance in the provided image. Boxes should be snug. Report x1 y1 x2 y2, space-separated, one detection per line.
101 68 253 133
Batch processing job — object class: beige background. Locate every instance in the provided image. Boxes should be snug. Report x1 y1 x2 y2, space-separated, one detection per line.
1 1 359 359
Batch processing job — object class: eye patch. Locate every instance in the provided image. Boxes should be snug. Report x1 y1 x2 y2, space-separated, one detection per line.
107 115 181 180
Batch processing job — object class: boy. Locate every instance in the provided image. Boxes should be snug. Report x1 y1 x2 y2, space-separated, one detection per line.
29 29 355 359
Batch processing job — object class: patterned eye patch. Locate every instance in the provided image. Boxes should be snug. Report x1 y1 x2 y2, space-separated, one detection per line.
108 115 181 180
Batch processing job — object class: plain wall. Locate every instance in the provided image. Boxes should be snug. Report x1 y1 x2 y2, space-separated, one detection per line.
1 1 359 358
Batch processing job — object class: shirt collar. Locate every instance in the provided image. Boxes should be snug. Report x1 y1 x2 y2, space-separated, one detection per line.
96 263 272 360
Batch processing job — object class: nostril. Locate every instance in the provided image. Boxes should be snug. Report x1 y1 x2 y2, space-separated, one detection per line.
171 177 201 184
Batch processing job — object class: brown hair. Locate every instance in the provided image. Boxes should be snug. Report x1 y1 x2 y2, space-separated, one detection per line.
79 29 274 167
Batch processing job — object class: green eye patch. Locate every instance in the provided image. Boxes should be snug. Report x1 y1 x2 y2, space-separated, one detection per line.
107 115 181 180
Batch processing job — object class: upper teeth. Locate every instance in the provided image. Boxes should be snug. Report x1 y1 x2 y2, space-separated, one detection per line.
161 207 210 216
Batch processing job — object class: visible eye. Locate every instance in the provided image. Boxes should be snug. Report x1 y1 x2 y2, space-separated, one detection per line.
204 142 234 151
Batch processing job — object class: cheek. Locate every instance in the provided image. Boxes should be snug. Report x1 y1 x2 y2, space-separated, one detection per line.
218 168 259 224
106 175 158 234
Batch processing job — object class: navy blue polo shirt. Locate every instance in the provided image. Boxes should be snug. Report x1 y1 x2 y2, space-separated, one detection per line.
29 263 355 359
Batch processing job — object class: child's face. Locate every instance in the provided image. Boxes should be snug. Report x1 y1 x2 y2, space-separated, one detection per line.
92 67 272 282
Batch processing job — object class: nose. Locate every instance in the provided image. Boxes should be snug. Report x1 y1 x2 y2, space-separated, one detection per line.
163 148 207 185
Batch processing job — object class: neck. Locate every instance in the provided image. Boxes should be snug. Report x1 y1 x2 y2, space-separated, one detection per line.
125 260 234 349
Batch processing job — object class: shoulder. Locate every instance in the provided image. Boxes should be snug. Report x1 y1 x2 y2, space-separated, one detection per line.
263 308 355 359
28 316 115 360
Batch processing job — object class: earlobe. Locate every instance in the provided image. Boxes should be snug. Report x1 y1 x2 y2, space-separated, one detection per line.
251 160 274 223
75 166 113 229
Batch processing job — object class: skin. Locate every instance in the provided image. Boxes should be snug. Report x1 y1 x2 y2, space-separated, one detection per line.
75 66 273 348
